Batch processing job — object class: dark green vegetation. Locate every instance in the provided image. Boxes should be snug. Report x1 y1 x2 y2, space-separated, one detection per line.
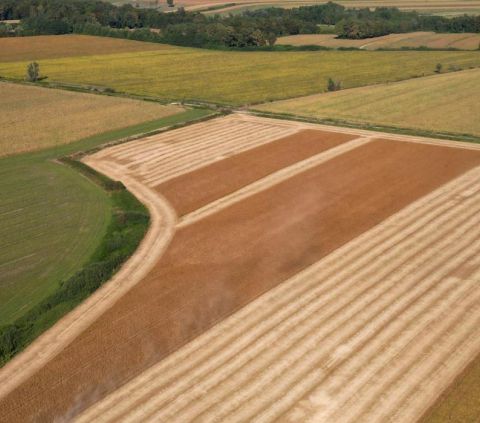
0 107 213 365
1 0 479 48
0 176 148 366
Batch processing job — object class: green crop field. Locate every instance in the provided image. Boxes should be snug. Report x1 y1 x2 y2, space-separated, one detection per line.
0 98 212 327
1 43 480 104
0 153 112 326
257 68 480 138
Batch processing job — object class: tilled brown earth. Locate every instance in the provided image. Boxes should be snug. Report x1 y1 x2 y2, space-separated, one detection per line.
1 130 480 422
156 129 355 216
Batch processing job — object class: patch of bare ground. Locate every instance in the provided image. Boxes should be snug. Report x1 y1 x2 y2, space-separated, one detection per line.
157 129 356 216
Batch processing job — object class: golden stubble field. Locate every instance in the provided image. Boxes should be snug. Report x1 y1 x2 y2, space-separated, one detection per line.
0 82 183 156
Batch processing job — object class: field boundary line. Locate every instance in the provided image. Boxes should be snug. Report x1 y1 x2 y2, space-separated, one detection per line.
178 136 371 227
0 159 177 399
244 111 480 148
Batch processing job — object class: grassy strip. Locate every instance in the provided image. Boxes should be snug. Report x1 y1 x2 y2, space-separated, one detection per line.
420 353 480 423
0 107 217 366
249 110 480 145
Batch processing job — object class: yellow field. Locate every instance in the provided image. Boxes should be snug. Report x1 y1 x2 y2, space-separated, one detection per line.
257 68 480 137
1 42 480 104
278 32 480 50
0 34 169 62
0 82 183 156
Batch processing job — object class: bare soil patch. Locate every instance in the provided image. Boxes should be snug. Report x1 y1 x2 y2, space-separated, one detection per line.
157 129 355 216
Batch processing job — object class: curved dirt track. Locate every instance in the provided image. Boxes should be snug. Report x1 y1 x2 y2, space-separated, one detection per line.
0 160 177 400
2 114 480 422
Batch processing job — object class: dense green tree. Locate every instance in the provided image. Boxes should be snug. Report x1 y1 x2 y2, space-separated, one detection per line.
26 62 40 82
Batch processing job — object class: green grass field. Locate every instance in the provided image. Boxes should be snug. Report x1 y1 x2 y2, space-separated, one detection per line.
0 154 111 325
0 106 212 327
1 45 480 104
257 68 480 138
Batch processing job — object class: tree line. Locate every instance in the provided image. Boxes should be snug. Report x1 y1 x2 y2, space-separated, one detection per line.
1 0 479 48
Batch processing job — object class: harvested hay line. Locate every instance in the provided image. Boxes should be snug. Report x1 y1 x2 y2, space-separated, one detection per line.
0 82 183 156
2 115 480 423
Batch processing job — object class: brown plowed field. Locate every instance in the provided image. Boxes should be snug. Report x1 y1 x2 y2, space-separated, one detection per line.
0 34 169 62
157 129 355 216
1 115 480 423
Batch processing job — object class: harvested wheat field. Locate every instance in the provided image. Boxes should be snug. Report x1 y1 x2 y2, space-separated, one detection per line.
1 114 480 422
0 81 182 156
277 32 480 50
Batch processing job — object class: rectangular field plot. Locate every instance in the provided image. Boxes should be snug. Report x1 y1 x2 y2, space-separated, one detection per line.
1 115 480 423
0 34 169 62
